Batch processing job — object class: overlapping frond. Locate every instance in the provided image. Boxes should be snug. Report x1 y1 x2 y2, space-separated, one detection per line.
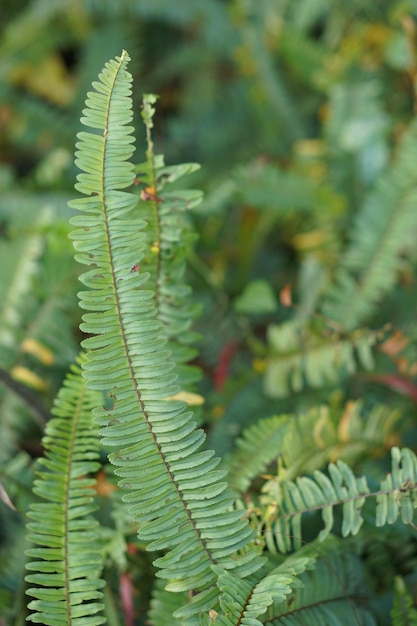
261 447 417 553
322 119 417 329
25 358 104 625
68 51 264 622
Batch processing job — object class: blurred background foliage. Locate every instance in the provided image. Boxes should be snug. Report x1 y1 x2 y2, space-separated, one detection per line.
1 0 417 624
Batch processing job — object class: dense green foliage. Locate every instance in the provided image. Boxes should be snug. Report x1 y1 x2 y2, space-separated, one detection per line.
1 2 417 625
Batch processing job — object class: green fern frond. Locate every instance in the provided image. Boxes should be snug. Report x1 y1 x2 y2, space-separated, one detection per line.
225 401 401 492
224 415 290 493
201 543 373 626
322 118 417 330
68 51 264 621
281 401 403 479
148 579 186 626
197 553 312 626
0 206 51 362
136 93 202 390
265 538 376 625
264 319 376 398
207 377 277 458
391 576 417 626
261 447 417 553
225 400 403 494
25 357 104 625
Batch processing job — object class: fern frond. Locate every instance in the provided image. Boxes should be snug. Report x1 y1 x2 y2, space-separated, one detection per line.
199 542 374 625
264 319 376 397
224 415 290 493
148 579 186 626
68 51 264 621
225 400 403 493
197 553 314 626
25 357 104 625
322 119 417 330
207 377 277 458
0 206 51 361
391 576 417 626
265 538 376 625
261 447 417 553
136 93 202 390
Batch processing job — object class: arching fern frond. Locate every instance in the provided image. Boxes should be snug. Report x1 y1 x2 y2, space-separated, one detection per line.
260 447 417 554
322 118 417 330
68 51 264 622
25 357 104 625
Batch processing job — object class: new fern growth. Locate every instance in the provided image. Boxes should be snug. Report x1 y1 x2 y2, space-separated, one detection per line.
23 50 417 626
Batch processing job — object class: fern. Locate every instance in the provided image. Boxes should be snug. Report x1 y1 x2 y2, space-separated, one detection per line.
260 447 417 553
391 576 417 626
199 540 375 626
25 357 104 625
264 318 376 398
0 205 51 360
225 400 403 493
148 579 186 626
322 118 417 329
224 414 290 493
68 51 264 622
264 538 376 625
200 554 315 626
136 93 202 390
